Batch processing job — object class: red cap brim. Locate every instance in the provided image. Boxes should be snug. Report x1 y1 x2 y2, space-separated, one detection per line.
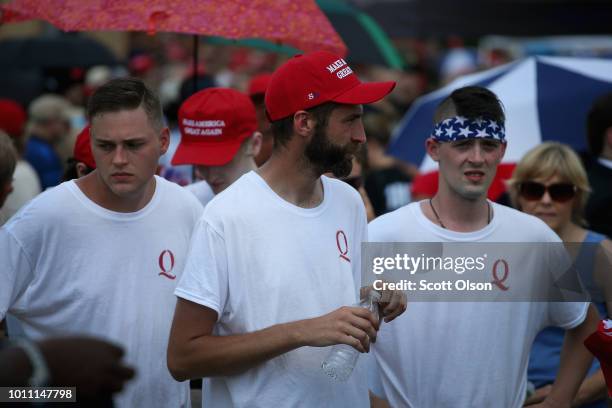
171 139 242 167
332 81 396 105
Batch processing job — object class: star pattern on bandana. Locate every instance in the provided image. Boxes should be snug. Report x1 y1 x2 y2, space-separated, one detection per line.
431 116 505 142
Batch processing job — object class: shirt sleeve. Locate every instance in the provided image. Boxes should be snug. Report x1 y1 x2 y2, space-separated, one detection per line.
549 302 589 329
545 235 590 328
0 228 34 319
174 217 229 321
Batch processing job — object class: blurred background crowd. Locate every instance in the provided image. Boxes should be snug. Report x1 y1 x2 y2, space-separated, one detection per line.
2 1 612 405
0 0 611 228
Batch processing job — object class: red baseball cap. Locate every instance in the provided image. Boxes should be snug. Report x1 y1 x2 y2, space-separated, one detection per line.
248 73 272 97
265 51 396 122
73 125 96 169
172 88 257 166
0 98 27 138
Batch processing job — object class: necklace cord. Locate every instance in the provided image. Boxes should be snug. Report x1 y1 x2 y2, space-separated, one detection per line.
429 198 491 229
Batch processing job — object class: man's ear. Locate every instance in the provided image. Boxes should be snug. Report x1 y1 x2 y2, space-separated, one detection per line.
292 110 315 140
159 127 170 155
499 141 507 161
247 132 263 157
76 162 90 178
425 137 441 162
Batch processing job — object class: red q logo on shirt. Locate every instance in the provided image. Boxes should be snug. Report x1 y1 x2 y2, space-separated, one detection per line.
336 230 350 263
491 259 509 290
158 250 176 280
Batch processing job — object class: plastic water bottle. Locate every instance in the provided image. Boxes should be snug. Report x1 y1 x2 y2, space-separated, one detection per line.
321 290 381 381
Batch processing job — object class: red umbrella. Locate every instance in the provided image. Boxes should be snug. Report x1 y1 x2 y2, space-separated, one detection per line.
0 0 346 55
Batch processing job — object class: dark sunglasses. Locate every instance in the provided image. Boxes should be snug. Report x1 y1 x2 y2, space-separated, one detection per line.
343 175 363 190
519 181 577 202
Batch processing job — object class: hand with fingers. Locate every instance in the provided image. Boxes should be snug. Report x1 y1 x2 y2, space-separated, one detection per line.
296 306 379 352
39 336 135 398
361 286 408 323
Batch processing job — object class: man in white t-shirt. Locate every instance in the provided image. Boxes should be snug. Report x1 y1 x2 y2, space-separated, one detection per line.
368 86 599 408
167 51 405 407
171 87 263 205
0 78 203 407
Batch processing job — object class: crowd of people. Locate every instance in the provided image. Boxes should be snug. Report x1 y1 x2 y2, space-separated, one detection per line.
0 47 611 408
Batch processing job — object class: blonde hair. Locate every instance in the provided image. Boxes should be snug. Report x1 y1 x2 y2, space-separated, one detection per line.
508 142 591 225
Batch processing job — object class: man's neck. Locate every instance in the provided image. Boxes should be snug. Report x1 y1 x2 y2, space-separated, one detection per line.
232 158 258 185
76 172 156 213
424 190 491 233
256 151 323 209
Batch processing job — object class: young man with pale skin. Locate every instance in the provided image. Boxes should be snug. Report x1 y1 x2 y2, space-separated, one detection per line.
368 86 599 408
171 87 262 201
0 78 203 407
167 51 406 407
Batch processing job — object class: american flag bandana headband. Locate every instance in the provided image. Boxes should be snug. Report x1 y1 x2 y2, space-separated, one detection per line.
431 116 506 142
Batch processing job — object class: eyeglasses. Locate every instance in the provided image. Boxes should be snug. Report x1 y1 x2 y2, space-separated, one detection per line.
519 181 577 202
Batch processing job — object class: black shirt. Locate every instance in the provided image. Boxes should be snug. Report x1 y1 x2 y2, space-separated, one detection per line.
585 160 612 239
365 166 412 217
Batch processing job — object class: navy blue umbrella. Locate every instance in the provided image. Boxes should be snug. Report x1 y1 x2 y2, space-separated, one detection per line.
389 56 612 171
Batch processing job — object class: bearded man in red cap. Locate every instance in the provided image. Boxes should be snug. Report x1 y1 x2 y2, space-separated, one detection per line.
168 51 406 407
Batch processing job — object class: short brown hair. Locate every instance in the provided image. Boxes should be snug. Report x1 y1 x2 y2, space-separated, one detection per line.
269 102 339 150
87 78 163 131
434 86 505 126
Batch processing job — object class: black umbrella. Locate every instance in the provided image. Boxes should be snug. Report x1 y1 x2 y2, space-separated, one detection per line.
320 0 404 69
353 0 612 38
0 34 118 69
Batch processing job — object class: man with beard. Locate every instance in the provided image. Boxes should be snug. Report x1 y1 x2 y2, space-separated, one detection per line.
167 51 404 407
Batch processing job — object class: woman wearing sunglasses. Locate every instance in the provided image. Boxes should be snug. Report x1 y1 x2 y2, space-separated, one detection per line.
509 142 612 407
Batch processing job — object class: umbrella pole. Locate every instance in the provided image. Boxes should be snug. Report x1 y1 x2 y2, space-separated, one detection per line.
193 34 198 95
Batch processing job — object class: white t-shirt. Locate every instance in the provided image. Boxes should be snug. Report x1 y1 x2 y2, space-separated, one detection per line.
368 201 589 408
0 176 203 408
185 180 214 208
176 171 370 408
0 160 41 225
